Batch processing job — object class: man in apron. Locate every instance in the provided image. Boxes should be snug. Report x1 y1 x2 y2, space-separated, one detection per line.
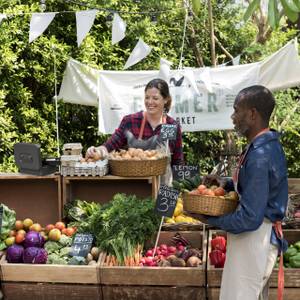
205 85 288 300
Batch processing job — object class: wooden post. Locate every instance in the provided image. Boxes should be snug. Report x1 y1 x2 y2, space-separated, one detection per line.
207 0 216 67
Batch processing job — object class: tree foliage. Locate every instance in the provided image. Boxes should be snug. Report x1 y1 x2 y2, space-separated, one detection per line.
0 0 299 176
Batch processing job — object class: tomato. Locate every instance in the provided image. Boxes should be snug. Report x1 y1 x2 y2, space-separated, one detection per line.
197 184 207 192
214 187 225 196
55 221 66 231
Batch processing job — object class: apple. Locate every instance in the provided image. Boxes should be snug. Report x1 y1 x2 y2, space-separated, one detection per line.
30 223 42 232
48 228 61 241
5 236 15 246
15 220 24 231
45 224 55 233
15 233 25 244
23 218 33 230
9 230 16 237
65 227 76 237
17 229 26 236
55 221 66 231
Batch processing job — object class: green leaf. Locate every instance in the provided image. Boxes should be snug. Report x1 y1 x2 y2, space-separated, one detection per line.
243 0 260 23
280 0 299 22
192 0 201 15
293 0 300 10
268 0 279 29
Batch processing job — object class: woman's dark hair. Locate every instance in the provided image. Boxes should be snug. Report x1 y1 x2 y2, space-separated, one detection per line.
236 85 275 122
145 78 172 113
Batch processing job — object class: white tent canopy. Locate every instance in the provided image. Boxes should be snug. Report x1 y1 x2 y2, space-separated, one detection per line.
58 39 300 133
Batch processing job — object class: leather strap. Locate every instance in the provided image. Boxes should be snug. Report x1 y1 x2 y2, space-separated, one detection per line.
273 221 284 300
138 111 167 140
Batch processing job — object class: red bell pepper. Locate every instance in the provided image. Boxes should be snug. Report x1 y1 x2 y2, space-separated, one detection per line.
211 236 226 253
209 249 226 268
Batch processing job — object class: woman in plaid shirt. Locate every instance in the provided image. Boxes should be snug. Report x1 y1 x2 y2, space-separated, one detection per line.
86 78 184 166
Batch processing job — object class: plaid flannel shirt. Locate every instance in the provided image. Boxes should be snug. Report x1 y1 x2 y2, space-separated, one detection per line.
103 111 184 166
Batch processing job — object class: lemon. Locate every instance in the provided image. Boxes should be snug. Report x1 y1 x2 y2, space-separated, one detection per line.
173 203 183 217
175 215 187 223
165 217 176 224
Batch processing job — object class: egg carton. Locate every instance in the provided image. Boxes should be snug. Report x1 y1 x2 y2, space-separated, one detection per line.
62 143 83 156
61 159 109 177
60 155 82 167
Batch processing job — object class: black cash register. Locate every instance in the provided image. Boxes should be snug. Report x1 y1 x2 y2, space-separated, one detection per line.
14 143 60 176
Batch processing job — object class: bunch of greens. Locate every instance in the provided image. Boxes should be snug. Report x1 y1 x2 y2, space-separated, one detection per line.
64 199 100 233
0 204 16 250
89 193 160 263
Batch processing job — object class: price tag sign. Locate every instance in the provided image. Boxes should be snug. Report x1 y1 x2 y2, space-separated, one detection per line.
160 124 177 141
155 185 180 217
70 233 93 257
172 165 199 181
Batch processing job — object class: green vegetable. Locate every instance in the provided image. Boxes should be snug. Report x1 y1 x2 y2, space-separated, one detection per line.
68 256 86 265
64 199 100 232
289 253 300 268
47 253 68 265
294 241 300 251
283 246 298 262
44 241 61 254
89 193 160 263
0 204 16 250
58 235 72 247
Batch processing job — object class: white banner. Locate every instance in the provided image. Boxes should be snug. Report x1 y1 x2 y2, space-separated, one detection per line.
58 39 300 132
29 12 56 43
98 64 259 133
76 10 98 47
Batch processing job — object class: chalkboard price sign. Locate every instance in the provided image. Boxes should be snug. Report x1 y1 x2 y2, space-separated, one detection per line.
70 233 93 258
160 124 177 141
172 165 199 181
155 185 180 217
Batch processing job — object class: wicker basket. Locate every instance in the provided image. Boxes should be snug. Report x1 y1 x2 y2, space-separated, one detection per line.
109 157 168 177
183 192 239 216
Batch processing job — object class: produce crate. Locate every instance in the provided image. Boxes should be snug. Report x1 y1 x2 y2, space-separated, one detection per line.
0 173 62 224
288 178 300 194
206 229 300 300
0 254 102 300
62 175 159 209
99 231 207 300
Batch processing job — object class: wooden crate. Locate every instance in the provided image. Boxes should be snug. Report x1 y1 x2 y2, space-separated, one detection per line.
0 173 62 224
269 229 300 288
62 175 159 210
0 253 101 300
207 229 300 300
102 286 205 300
99 231 207 300
288 178 300 194
0 254 100 284
1 282 101 300
99 230 206 287
207 287 300 300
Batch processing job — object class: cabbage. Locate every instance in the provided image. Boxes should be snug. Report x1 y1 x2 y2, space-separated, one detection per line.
23 247 48 264
23 231 44 248
6 244 24 263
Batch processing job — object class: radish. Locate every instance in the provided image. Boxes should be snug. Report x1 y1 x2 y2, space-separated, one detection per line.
146 249 153 257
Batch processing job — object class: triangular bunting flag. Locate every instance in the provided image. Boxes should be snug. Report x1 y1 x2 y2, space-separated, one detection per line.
29 12 56 43
158 58 172 81
112 13 126 45
124 38 151 69
0 14 7 25
76 10 98 47
232 54 241 66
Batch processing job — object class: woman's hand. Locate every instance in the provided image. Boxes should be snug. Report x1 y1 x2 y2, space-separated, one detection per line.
85 146 108 160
